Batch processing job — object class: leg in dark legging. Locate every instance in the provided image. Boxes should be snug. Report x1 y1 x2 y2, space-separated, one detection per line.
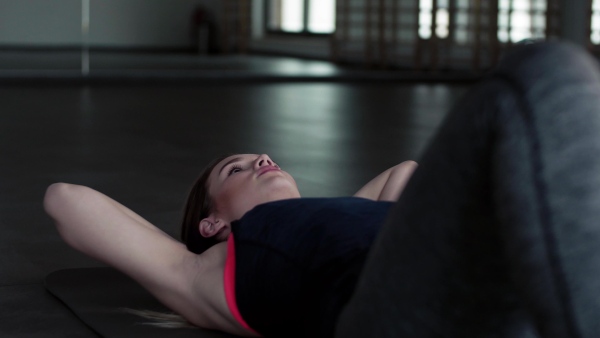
335 42 600 338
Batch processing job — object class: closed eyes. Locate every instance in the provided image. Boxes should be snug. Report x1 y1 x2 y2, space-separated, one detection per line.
227 164 243 176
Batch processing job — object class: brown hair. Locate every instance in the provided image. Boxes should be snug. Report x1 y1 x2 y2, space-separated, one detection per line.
180 155 230 254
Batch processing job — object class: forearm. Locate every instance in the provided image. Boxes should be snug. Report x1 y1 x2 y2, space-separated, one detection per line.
354 161 418 201
377 161 418 201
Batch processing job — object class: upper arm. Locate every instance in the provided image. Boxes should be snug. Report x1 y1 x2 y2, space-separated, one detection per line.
43 183 204 323
44 183 259 336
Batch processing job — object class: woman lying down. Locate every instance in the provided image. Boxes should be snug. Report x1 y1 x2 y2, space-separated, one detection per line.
44 152 416 337
45 42 600 338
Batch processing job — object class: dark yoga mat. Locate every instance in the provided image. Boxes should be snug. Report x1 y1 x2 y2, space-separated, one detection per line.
45 267 241 338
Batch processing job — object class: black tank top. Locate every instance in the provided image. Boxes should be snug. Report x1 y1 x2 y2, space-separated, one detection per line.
229 197 393 337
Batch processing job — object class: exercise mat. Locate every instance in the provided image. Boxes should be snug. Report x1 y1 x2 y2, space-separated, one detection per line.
45 267 240 338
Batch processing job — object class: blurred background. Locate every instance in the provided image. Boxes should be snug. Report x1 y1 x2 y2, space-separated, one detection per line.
0 0 595 76
0 1 597 337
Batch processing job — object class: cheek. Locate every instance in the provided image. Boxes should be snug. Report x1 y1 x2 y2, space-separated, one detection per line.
214 177 253 212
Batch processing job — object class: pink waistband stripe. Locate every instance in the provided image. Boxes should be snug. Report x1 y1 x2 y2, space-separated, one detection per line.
224 234 259 335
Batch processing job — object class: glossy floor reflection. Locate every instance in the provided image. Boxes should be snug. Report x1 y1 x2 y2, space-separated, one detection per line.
0 50 481 83
0 50 341 73
0 80 469 337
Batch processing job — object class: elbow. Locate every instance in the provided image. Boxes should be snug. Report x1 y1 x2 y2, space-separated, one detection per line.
388 161 418 178
395 160 418 176
44 183 86 236
399 160 418 170
44 182 72 219
44 182 87 247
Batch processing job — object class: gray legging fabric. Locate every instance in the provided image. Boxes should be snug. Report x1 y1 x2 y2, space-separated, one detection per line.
335 42 600 338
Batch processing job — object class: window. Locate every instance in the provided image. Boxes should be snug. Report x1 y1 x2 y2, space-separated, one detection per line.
592 0 600 44
418 0 449 39
267 0 336 34
418 0 548 44
454 0 470 44
498 0 546 43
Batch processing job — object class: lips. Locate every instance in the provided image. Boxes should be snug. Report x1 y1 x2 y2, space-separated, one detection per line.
257 166 280 177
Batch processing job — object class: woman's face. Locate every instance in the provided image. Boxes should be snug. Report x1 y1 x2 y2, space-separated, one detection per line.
207 154 300 223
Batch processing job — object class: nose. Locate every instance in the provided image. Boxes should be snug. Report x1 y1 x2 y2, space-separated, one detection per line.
255 154 275 168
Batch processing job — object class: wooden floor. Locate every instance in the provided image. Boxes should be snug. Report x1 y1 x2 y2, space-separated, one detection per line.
0 52 470 337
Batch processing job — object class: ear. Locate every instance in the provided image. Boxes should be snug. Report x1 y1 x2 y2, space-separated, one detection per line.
199 215 226 238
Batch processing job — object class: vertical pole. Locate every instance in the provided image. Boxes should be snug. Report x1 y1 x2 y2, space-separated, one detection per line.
273 0 282 29
81 0 90 76
303 0 310 32
331 0 343 62
366 0 373 67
